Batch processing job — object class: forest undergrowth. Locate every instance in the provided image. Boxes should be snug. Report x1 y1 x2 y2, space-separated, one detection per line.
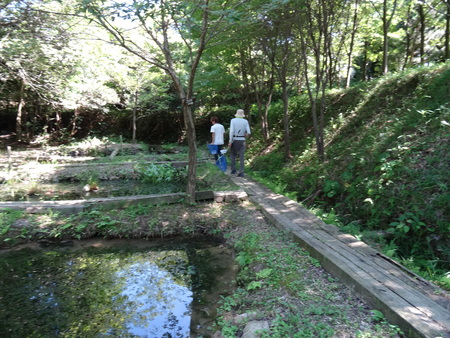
247 63 450 290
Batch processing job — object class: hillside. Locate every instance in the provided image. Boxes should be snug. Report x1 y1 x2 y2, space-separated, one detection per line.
247 63 450 288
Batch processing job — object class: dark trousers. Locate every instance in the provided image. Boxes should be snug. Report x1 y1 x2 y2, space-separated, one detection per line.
214 144 223 161
230 140 245 173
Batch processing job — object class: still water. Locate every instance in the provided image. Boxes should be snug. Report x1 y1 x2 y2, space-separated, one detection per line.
0 237 237 337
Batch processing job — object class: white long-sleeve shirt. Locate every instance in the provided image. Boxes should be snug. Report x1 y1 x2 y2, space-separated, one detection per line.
229 117 251 143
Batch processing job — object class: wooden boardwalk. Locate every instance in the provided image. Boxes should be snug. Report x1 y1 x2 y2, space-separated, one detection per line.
229 175 450 338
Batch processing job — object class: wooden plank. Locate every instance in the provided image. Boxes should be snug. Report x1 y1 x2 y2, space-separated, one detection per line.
273 194 450 310
304 228 450 329
290 223 450 338
269 198 450 332
251 183 450 309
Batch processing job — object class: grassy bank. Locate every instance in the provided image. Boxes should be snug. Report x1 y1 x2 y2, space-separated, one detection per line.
247 63 450 289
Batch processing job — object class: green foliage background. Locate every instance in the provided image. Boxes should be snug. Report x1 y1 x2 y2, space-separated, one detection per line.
248 64 450 286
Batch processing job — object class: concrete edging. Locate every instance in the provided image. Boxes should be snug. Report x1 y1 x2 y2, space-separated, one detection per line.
0 190 248 214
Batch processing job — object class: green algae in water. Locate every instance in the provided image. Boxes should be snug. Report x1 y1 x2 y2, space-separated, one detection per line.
0 239 236 337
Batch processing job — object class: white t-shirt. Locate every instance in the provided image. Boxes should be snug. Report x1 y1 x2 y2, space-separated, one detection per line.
210 123 225 145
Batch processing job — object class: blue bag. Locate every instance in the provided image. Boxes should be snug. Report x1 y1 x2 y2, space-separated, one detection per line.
216 155 227 172
207 144 218 155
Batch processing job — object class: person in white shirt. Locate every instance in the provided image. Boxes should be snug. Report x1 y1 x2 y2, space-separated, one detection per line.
210 116 225 161
228 109 251 177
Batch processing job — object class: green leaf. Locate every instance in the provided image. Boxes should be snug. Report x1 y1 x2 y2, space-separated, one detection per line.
371 310 385 322
247 281 262 291
256 268 272 279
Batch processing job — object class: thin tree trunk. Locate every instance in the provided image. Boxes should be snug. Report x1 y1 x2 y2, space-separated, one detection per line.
280 30 291 159
382 0 389 75
183 102 197 203
132 90 137 143
418 3 425 64
298 0 330 161
362 40 369 81
444 0 449 60
249 55 272 143
16 80 25 142
381 0 398 75
240 49 252 126
262 90 272 143
70 108 80 137
346 0 359 88
402 2 413 70
281 79 291 159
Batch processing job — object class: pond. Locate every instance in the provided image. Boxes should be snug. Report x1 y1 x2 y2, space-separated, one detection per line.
0 237 237 337
0 161 233 202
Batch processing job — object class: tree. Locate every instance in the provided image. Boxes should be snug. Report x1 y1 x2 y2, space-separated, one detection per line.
427 0 450 61
0 0 77 141
345 0 361 88
297 0 346 161
258 3 296 159
369 0 399 75
248 46 275 144
78 0 242 202
443 0 450 60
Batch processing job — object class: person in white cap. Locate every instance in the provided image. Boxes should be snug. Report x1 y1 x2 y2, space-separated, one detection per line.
228 109 251 177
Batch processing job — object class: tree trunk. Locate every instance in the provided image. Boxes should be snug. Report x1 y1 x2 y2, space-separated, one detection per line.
418 3 425 64
70 108 80 137
281 79 291 160
249 55 272 143
240 49 252 126
402 2 413 70
346 0 359 88
362 40 368 81
262 91 272 143
381 0 398 75
382 0 389 75
311 98 324 160
16 80 25 142
444 0 450 60
132 90 137 143
298 0 330 162
182 101 197 203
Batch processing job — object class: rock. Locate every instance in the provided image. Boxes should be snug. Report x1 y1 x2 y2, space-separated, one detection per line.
234 311 259 324
242 321 270 338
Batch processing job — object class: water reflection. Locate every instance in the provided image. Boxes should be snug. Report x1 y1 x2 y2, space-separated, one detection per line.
0 238 236 337
116 260 191 336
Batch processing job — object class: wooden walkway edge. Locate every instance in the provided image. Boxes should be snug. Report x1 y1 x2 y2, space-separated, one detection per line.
229 175 450 338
